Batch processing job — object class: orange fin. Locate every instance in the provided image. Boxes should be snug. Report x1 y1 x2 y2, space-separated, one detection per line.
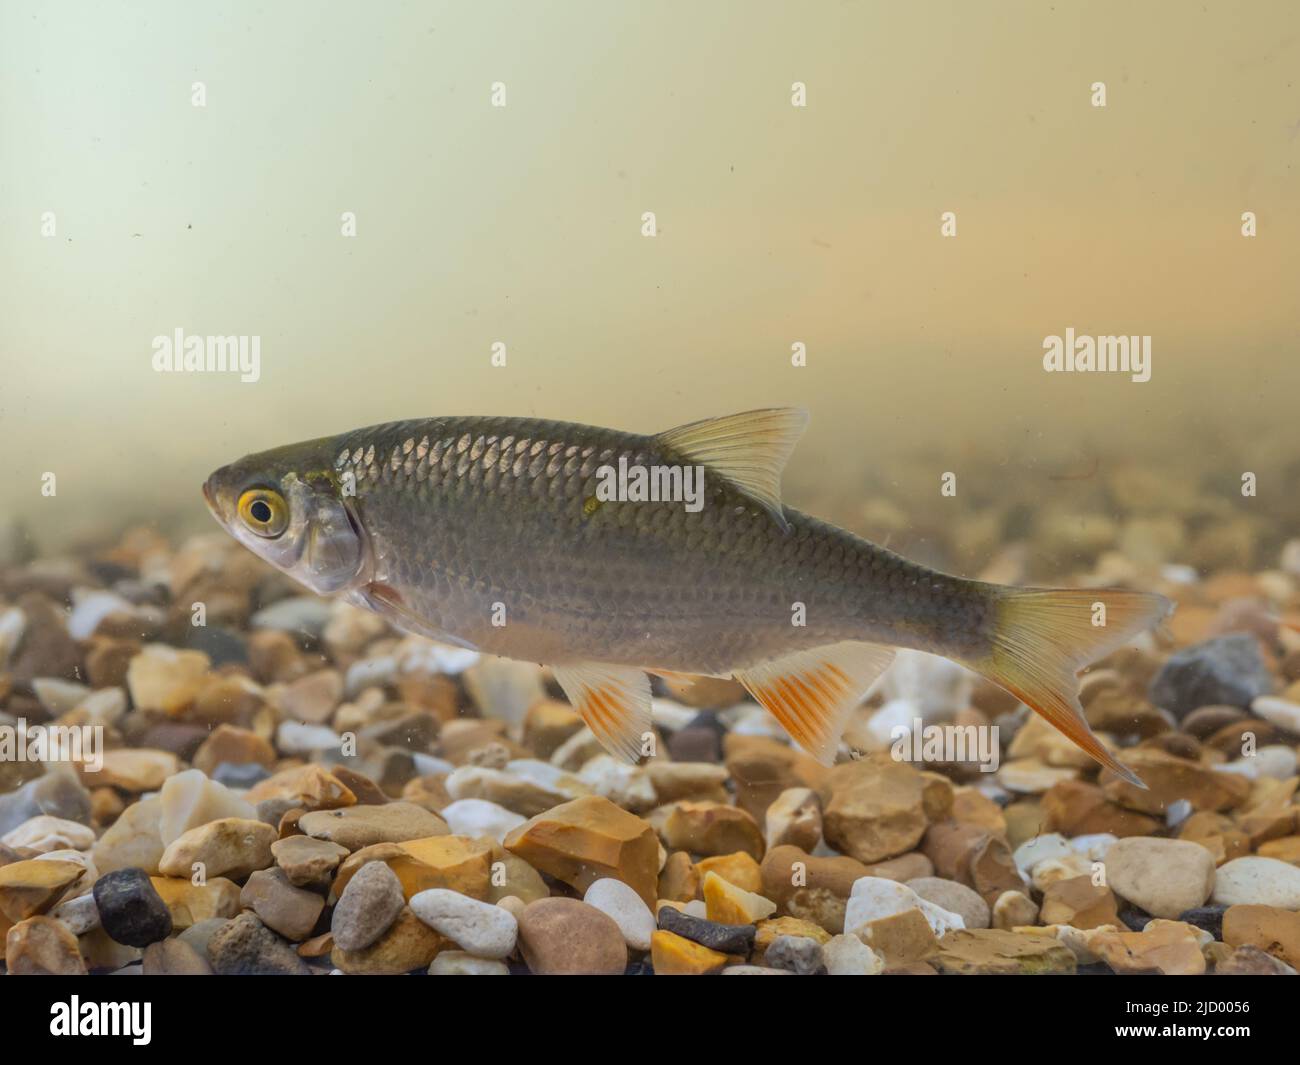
552 663 653 764
734 642 895 766
969 586 1173 789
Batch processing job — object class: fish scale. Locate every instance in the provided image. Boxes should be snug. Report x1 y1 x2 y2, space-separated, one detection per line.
332 415 980 672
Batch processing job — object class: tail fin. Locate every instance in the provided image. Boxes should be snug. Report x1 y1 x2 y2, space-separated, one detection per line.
967 587 1173 788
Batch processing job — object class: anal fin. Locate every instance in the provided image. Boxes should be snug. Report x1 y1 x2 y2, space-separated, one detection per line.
735 641 895 766
552 662 653 764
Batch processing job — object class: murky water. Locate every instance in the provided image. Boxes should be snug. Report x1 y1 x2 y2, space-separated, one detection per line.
1 0 1298 991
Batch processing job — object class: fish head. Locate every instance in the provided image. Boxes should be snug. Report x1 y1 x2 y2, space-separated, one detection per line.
203 437 367 595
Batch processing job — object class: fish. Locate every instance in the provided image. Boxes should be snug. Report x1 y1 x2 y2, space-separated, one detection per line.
202 408 1171 785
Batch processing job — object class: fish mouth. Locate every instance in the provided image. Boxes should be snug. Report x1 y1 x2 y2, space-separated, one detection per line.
201 474 223 521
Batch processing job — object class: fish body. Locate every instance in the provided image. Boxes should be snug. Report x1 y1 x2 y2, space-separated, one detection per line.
204 409 1170 779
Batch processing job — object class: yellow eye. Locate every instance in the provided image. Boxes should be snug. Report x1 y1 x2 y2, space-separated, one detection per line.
237 488 289 537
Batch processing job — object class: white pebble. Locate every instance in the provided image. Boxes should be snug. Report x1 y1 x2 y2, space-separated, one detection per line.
1212 857 1300 909
823 933 884 975
428 951 510 975
584 878 655 951
440 799 525 843
844 877 964 939
410 888 518 959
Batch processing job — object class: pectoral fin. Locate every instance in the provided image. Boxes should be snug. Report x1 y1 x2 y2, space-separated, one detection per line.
552 662 653 764
735 641 895 765
656 407 808 532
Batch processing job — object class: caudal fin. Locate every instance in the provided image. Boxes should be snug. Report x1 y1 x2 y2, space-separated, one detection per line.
968 587 1173 788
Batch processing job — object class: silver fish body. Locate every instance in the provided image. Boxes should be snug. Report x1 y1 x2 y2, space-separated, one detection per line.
204 408 1168 778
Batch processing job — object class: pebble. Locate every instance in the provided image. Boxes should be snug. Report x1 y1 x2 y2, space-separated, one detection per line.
158 817 277 880
428 951 510 975
276 720 343 755
149 876 241 929
1251 696 1300 735
764 787 822 852
92 867 173 947
650 928 730 974
439 798 525 843
1212 856 1300 908
142 937 212 975
517 897 627 975
125 643 211 715
823 932 885 975
250 596 332 637
583 877 656 951
646 762 731 805
844 876 965 939
271 835 350 887
1090 920 1207 976
50 892 101 935
1216 944 1296 975
822 761 929 864
764 934 825 974
93 795 164 876
208 913 311 975
277 668 344 724
0 769 92 837
577 755 657 812
5 914 89 975
657 904 757 955
1221 904 1300 968
504 795 660 907
1 814 95 854
240 867 325 941
32 677 92 715
1103 836 1219 921
192 724 277 777
1148 633 1275 717
907 876 991 929
331 859 406 951
663 800 765 860
931 928 1076 975
1039 875 1120 929
410 888 518 958
702 870 777 925
298 802 448 849
157 769 256 847
0 857 84 918
446 764 575 817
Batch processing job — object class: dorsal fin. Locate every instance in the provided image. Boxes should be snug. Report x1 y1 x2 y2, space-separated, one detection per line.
656 408 808 531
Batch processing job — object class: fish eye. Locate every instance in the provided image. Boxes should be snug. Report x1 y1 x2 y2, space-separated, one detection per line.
237 488 289 538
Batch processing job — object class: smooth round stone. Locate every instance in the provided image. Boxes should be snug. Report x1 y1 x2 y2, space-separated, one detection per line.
428 951 510 976
517 898 627 975
583 878 656 951
92 867 173 948
1 814 95 854
331 860 406 951
410 888 518 959
1212 857 1300 909
1103 837 1216 919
